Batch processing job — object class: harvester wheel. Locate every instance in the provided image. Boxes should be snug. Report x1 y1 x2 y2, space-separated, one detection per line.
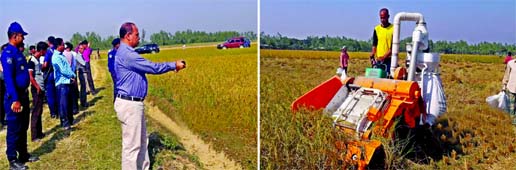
394 119 443 164
367 145 386 170
412 125 443 163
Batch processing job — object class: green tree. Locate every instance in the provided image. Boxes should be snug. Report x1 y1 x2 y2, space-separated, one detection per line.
70 32 86 47
260 33 516 55
150 30 172 45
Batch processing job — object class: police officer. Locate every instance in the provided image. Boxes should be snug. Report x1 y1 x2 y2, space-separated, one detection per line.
43 36 58 119
2 22 39 170
108 38 120 100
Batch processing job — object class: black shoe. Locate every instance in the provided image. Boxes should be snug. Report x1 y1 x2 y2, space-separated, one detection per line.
9 160 26 170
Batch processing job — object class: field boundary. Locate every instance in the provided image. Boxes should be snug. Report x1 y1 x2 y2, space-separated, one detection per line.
145 101 242 169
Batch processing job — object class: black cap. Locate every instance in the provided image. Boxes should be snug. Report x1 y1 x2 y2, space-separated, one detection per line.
111 38 120 47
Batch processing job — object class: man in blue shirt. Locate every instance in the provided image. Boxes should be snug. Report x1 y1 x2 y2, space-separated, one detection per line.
43 36 58 119
108 38 120 100
114 22 185 170
52 38 76 130
2 22 39 170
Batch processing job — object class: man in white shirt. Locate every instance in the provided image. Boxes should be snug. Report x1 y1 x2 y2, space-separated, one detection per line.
502 58 516 125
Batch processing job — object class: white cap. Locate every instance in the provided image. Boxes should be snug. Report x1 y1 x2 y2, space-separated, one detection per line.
341 46 347 50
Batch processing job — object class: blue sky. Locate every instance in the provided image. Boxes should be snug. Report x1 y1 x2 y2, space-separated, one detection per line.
0 0 257 45
261 0 516 44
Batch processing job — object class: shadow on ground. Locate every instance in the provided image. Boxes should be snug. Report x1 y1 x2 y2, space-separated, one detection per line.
31 110 95 157
31 91 102 158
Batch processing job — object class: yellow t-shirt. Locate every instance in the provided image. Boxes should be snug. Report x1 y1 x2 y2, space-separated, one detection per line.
374 24 393 59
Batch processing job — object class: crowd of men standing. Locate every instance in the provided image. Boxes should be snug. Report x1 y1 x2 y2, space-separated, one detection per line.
0 22 113 170
1 20 185 170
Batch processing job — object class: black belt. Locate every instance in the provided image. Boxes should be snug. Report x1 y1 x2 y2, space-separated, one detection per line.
116 94 144 102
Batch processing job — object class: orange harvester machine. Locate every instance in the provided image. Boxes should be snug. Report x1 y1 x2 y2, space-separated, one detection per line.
291 76 425 168
290 12 447 169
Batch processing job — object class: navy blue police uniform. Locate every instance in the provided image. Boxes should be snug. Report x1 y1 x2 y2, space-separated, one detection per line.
43 47 57 118
1 43 31 164
107 47 117 98
107 37 120 102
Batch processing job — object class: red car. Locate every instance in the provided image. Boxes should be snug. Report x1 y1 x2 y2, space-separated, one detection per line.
217 36 251 49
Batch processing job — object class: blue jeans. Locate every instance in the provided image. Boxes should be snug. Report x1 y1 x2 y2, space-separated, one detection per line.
45 78 57 117
57 84 73 128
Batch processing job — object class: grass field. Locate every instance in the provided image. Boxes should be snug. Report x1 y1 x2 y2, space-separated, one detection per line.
0 44 256 169
260 49 516 169
143 46 258 169
0 58 201 169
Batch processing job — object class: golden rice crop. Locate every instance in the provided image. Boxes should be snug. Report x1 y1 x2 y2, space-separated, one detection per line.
260 49 516 169
261 49 502 63
143 46 257 169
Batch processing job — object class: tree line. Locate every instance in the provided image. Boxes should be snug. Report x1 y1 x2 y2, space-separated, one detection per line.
68 30 257 50
150 30 256 46
260 32 516 55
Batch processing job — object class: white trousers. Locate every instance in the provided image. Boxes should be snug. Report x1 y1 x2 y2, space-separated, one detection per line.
114 98 150 170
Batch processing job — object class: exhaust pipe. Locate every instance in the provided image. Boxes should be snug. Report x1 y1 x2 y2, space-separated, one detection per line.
391 12 427 80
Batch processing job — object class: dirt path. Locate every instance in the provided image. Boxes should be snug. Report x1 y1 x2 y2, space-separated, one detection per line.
91 51 241 169
145 102 242 170
91 60 102 85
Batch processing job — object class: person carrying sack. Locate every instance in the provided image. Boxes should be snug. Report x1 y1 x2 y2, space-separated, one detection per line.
502 58 516 125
